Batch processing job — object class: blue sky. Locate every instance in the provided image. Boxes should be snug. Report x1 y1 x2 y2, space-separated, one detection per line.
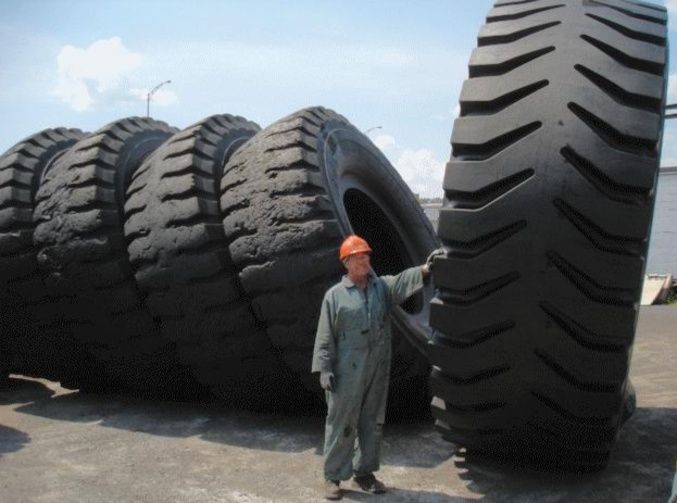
1 0 676 197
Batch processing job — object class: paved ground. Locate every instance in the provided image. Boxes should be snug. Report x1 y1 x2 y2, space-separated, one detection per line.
1 306 676 502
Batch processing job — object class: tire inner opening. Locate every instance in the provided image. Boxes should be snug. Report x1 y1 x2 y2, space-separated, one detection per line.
343 188 423 314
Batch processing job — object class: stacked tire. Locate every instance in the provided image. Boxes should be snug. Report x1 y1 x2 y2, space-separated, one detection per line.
0 127 101 389
216 107 436 415
32 117 204 397
428 0 668 470
123 114 296 409
0 109 435 417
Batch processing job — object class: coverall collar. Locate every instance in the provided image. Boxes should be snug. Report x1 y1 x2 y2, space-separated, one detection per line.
341 271 376 289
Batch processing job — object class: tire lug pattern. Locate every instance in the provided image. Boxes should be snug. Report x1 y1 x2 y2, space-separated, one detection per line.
429 0 667 470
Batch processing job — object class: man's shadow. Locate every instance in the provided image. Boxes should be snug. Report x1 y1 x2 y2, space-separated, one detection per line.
339 487 466 502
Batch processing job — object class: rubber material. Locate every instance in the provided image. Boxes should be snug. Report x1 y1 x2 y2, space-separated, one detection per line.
0 128 105 386
33 117 201 398
220 106 438 417
124 114 301 409
429 0 668 469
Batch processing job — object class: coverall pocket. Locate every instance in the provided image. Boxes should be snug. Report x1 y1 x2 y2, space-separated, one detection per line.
339 328 369 350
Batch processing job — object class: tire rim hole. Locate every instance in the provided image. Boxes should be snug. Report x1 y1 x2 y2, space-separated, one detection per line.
342 188 423 315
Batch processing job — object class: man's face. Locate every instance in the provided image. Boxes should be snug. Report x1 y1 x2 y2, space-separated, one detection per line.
344 252 371 278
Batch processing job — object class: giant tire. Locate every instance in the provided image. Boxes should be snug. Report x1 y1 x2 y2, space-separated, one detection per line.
124 115 300 409
33 117 200 397
220 107 437 417
0 128 102 386
429 0 668 469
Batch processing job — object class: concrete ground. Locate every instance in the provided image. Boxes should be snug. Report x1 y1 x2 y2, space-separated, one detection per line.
1 306 675 502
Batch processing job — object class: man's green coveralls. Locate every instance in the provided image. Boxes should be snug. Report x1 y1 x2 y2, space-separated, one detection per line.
312 266 424 481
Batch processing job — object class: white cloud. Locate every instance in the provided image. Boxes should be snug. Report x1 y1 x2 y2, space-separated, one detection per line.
53 37 144 111
130 87 178 107
371 132 446 198
394 148 446 199
371 133 396 151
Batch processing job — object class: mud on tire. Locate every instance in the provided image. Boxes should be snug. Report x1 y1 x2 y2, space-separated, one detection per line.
33 117 200 397
124 114 300 409
0 128 102 386
428 0 668 469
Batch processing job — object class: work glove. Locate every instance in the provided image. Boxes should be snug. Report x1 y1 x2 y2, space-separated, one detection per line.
425 247 446 273
320 372 335 392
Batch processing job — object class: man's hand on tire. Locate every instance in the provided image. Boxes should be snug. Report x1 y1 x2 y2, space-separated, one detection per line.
320 372 335 392
423 247 446 275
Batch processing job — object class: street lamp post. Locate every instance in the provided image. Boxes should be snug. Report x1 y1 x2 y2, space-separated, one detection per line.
146 80 172 117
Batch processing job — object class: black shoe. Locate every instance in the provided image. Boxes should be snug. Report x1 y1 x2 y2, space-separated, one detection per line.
324 480 341 500
352 474 386 494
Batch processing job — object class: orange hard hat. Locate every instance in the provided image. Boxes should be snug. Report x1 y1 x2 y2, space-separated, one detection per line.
339 235 372 261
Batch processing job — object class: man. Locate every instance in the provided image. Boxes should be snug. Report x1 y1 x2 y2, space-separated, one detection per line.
312 235 441 500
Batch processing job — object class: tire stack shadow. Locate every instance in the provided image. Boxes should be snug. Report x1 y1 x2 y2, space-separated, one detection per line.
453 407 677 502
0 424 30 460
0 377 52 460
